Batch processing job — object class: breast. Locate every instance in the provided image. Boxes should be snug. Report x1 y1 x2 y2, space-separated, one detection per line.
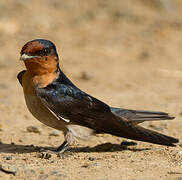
22 72 67 131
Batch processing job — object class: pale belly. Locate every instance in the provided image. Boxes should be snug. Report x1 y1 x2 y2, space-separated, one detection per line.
24 93 67 132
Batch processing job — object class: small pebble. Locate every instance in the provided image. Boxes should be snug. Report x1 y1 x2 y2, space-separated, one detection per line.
88 157 95 161
81 163 89 168
50 160 55 163
178 151 182 155
18 139 23 142
80 71 93 80
139 50 150 60
5 156 12 160
49 130 59 136
26 126 41 134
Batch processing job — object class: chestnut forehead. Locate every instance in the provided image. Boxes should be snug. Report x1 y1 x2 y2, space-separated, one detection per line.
21 41 44 54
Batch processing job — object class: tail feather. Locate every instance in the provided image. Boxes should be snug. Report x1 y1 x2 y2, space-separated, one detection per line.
106 118 179 146
126 125 178 146
103 108 179 146
111 107 174 124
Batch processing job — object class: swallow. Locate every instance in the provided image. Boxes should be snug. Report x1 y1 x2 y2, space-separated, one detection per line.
18 39 178 153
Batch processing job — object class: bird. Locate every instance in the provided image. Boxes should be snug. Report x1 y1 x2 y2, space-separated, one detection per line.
17 39 178 153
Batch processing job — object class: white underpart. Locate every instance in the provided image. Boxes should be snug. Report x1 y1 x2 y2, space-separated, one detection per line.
66 124 94 140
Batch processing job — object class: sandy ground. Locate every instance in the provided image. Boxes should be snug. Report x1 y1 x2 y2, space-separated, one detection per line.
0 0 182 179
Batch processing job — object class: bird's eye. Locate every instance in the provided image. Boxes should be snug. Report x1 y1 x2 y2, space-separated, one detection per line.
42 48 51 55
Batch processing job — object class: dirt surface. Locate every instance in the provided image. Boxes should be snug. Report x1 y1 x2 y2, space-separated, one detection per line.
0 0 182 179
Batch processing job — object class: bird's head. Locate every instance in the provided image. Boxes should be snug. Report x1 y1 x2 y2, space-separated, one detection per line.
20 39 59 76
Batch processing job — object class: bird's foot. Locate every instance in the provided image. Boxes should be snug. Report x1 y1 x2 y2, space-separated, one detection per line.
38 141 71 158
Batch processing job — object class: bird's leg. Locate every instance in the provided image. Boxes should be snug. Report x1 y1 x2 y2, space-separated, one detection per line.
39 130 75 156
53 130 76 156
55 140 70 153
38 141 71 158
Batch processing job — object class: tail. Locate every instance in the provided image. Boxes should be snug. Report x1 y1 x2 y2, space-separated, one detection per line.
111 107 174 124
115 123 179 146
105 107 178 146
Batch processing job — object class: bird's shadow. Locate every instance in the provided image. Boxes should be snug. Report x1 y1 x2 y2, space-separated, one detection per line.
0 141 151 154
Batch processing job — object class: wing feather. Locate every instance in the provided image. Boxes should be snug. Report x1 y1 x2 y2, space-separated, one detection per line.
35 83 114 132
